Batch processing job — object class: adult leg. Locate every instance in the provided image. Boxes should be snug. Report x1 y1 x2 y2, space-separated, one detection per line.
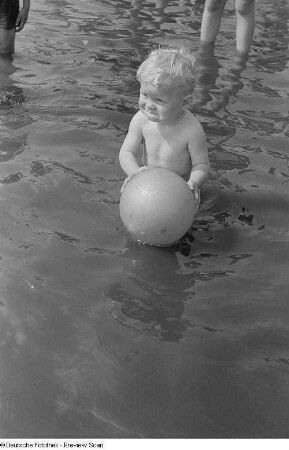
0 0 20 54
235 0 255 52
200 0 227 45
0 28 16 54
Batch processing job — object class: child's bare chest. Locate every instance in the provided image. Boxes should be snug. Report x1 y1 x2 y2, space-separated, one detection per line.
142 123 191 175
143 125 187 157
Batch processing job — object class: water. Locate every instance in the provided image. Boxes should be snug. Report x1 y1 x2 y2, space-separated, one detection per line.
0 0 288 439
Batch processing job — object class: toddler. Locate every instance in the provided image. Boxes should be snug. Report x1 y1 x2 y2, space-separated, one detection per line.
119 47 209 204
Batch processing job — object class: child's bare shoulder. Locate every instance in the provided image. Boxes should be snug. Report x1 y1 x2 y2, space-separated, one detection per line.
183 110 202 126
183 110 205 135
130 110 148 128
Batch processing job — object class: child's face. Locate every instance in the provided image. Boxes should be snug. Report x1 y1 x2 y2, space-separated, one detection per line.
139 83 186 124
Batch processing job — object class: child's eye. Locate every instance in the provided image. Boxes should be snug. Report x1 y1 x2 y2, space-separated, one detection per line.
156 98 166 103
141 91 148 97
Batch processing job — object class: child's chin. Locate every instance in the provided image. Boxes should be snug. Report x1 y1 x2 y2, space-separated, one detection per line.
148 116 161 122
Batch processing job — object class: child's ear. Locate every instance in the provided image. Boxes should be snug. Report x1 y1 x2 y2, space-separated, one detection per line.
182 94 194 109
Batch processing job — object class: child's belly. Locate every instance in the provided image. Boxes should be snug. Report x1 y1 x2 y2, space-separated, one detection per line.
145 149 191 179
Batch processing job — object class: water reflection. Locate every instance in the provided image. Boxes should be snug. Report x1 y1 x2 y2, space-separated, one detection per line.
0 54 25 108
105 242 194 342
195 42 249 113
0 54 31 173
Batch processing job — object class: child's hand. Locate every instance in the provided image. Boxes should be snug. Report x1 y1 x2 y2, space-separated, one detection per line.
137 166 148 174
187 181 200 207
15 7 30 32
120 175 134 193
120 166 148 193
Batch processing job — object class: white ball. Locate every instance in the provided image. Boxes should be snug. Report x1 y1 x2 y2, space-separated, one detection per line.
120 168 197 246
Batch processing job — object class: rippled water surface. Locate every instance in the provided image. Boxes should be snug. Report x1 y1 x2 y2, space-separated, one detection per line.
0 0 289 439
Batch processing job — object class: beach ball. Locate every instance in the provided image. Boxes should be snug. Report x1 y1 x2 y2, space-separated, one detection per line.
119 168 197 246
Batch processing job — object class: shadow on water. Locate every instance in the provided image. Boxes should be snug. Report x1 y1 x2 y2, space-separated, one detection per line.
0 0 289 439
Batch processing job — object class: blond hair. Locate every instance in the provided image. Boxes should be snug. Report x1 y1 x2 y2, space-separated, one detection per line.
136 47 198 96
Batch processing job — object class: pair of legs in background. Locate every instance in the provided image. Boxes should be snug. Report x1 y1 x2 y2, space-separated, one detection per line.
200 0 255 53
0 0 19 54
0 0 30 54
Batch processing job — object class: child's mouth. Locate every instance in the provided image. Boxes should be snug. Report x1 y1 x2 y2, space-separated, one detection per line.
146 109 157 115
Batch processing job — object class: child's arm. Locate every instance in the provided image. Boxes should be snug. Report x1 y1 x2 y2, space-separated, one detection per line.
188 163 210 204
119 112 144 176
187 121 210 203
119 112 148 192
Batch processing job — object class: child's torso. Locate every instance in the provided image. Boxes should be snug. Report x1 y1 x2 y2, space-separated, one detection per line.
141 111 194 179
